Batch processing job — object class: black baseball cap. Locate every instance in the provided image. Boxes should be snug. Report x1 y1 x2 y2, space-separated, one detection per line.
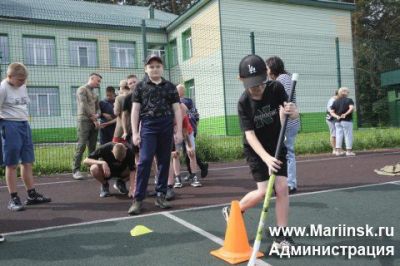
239 54 267 89
145 54 163 65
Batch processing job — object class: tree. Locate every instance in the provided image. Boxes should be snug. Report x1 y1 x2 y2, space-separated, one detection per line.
352 0 400 126
83 0 198 14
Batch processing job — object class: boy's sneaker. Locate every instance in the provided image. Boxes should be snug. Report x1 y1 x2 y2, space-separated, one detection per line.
100 184 110 198
8 196 24 211
200 163 209 178
190 175 202 187
346 151 356 156
272 236 296 251
0 234 5 243
222 206 230 222
25 192 51 205
128 200 142 215
155 193 172 209
114 179 129 195
174 176 183 188
335 151 345 156
72 171 86 180
165 187 176 201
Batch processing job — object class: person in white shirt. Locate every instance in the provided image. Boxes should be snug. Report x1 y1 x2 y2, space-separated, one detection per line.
0 62 51 212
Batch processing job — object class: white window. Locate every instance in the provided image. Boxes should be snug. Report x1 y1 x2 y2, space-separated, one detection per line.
23 37 56 65
185 35 192 59
69 40 97 67
0 35 9 64
110 41 135 68
147 44 166 64
28 87 60 117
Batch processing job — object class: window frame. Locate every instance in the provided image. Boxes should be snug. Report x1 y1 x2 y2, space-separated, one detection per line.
184 79 195 104
27 87 61 117
22 35 57 66
0 34 10 65
68 38 98 67
168 39 178 67
182 28 192 61
109 40 136 68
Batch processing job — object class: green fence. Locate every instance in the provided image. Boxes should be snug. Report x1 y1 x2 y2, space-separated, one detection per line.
0 1 398 175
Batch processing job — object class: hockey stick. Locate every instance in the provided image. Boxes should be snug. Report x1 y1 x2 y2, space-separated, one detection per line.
247 73 299 266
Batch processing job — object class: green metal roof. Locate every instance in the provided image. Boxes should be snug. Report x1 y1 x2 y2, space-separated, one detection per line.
381 69 400 87
0 0 177 29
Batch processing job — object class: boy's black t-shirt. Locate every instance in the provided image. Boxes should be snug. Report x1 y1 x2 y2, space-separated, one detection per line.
88 142 135 173
238 80 288 155
331 97 354 121
131 76 179 119
123 92 133 113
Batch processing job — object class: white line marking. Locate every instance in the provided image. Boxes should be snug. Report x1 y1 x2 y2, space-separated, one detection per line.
163 212 271 266
163 212 224 245
3 211 161 236
3 181 397 236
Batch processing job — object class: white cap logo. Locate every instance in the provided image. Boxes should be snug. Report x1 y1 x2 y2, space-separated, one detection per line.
248 65 256 74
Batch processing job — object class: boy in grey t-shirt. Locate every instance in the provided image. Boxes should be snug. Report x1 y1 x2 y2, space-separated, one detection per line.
0 62 51 212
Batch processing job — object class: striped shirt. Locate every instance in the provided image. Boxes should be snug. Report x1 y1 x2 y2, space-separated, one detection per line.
276 74 300 129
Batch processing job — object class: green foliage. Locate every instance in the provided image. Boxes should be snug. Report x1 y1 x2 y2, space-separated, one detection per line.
353 0 400 127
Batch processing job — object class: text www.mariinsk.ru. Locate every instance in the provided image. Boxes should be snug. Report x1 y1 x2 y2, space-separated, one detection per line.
269 224 394 237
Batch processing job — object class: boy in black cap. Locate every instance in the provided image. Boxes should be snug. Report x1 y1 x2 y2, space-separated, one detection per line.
128 54 182 215
222 54 299 250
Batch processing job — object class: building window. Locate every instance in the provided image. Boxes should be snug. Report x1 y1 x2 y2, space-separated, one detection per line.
184 79 195 104
110 41 135 68
23 37 56 66
0 35 9 64
69 39 97 67
147 44 166 64
168 39 178 67
182 28 192 61
28 87 60 117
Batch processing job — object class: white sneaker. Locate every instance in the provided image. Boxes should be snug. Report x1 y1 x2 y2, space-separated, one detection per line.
73 171 86 180
346 151 356 156
335 151 345 156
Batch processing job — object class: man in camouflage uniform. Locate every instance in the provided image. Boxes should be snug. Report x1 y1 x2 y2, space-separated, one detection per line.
72 73 102 180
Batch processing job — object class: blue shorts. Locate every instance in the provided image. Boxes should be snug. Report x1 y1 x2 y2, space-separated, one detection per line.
0 120 35 166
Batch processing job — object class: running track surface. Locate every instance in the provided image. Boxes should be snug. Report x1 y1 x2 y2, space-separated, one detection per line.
1 149 399 233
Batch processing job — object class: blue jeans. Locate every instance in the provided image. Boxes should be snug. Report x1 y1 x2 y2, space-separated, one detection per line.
284 123 300 189
134 116 174 201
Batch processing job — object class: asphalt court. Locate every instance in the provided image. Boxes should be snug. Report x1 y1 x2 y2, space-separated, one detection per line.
1 181 399 266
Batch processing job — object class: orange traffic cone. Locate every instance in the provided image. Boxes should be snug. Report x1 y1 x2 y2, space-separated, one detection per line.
211 200 264 264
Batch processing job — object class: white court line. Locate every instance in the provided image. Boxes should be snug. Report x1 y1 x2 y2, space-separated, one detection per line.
3 180 398 237
2 150 399 190
163 212 271 266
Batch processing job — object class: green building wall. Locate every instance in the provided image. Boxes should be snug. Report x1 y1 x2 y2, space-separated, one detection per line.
219 0 356 135
0 20 167 129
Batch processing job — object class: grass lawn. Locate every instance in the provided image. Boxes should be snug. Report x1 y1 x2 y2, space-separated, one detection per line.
3 127 395 177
